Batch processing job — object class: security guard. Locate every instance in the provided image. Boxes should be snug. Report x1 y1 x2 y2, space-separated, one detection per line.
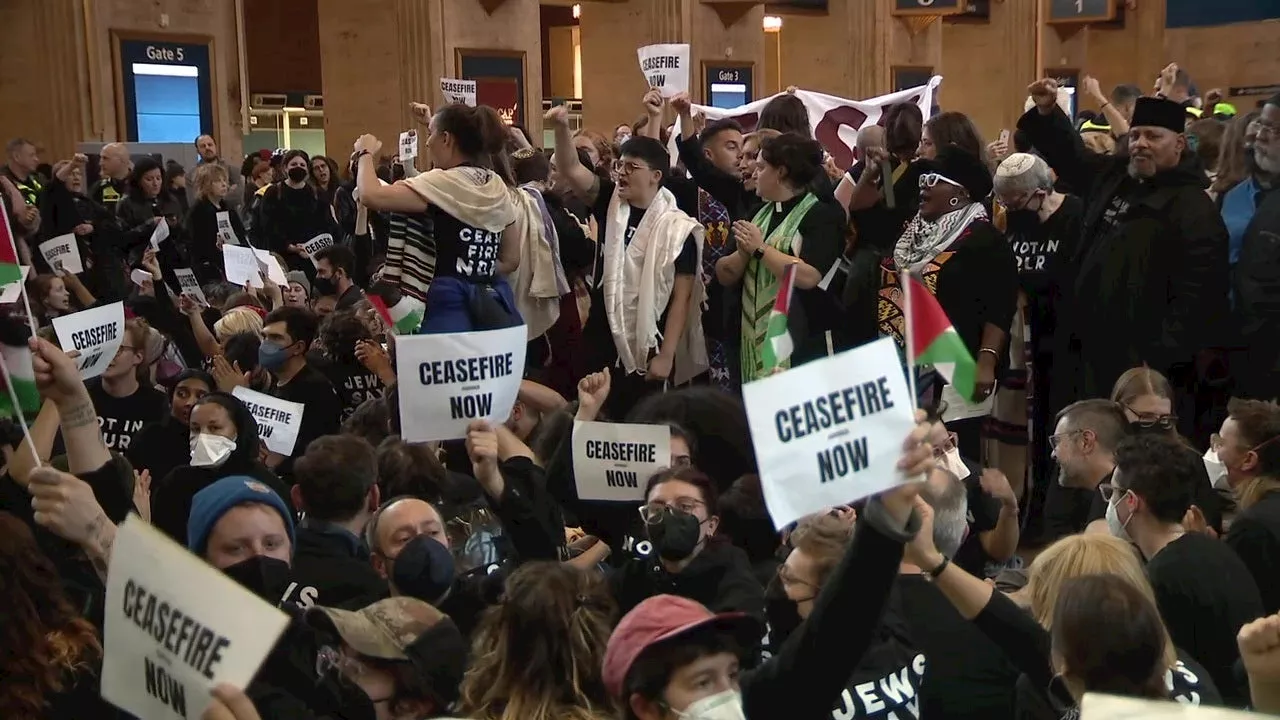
1 137 43 208
90 142 132 211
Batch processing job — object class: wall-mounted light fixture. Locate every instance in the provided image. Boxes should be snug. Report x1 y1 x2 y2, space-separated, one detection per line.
762 15 783 32
572 4 581 19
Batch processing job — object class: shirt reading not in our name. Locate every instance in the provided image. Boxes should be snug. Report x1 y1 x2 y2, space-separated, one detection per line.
88 380 167 452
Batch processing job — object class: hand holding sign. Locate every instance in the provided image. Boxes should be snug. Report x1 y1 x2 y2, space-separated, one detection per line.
29 465 111 546
465 420 503 496
232 386 306 456
636 43 691 98
149 216 170 250
204 685 264 720
39 233 85 275
399 130 418 162
51 301 126 380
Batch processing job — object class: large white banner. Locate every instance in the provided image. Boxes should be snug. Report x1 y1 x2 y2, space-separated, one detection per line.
101 516 288 720
677 76 943 171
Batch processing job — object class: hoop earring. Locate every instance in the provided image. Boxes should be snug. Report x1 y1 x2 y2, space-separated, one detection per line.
948 197 960 207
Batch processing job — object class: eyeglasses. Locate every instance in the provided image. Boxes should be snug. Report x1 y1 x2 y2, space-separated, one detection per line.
1122 403 1178 431
612 160 655 176
1098 482 1128 504
918 172 964 190
1255 120 1278 138
1049 429 1083 450
638 498 703 525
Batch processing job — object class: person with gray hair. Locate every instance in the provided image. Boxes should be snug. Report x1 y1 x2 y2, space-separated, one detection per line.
993 152 1085 516
919 466 970 558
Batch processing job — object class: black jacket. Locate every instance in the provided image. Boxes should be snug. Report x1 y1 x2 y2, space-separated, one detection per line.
151 460 294 546
186 196 246 283
38 176 129 301
116 192 188 270
126 415 191 483
254 183 339 274
611 538 766 622
1018 106 1229 399
289 519 388 611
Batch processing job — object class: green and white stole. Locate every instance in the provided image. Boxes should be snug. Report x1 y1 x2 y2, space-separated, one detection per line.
740 193 819 382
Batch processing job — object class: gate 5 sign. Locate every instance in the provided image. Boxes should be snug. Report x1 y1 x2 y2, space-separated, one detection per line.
892 0 968 16
1047 0 1116 23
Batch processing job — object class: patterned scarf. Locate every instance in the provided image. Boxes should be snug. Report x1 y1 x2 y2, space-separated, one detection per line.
894 202 988 270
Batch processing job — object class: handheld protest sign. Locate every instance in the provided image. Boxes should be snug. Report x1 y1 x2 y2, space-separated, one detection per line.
52 301 126 379
232 386 306 456
173 268 209 306
394 325 527 442
637 43 691 98
130 268 154 287
572 420 672 502
222 245 263 287
215 210 239 246
398 131 418 162
1080 693 1253 719
742 336 917 528
0 265 32 304
253 249 289 287
440 78 477 107
302 233 335 269
101 515 289 720
149 218 170 251
39 233 85 275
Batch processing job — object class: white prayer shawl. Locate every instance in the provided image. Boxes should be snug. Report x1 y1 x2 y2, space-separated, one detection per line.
603 186 708 384
510 186 563 339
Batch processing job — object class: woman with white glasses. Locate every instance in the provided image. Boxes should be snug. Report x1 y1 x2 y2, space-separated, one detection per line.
877 146 1018 461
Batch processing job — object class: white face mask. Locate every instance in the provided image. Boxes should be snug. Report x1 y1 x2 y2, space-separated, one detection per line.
190 432 237 467
1203 449 1230 490
940 446 971 481
677 690 745 720
1106 491 1133 543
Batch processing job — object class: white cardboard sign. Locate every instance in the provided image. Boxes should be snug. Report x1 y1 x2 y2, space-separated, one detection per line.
302 233 335 269
395 325 528 442
215 210 239 246
572 421 672 502
149 218 169 251
0 265 31 303
173 268 209 307
253 249 289 287
398 130 418 162
232 386 307 456
52 301 126 380
440 78 477 107
637 43 691 98
39 233 84 275
1081 693 1250 719
101 515 289 720
742 336 917 528
130 268 154 287
222 245 261 287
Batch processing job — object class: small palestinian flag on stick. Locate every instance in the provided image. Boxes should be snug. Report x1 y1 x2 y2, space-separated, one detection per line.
761 263 797 374
368 292 425 336
0 200 24 285
0 314 40 419
903 271 976 402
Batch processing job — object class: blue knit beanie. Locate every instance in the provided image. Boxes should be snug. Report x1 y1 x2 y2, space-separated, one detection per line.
187 475 295 556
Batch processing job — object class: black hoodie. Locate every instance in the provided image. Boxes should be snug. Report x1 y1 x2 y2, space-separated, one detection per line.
288 518 388 611
610 537 766 623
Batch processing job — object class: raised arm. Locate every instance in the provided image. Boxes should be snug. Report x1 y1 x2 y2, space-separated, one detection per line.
353 135 430 213
545 105 601 205
1017 78 1110 198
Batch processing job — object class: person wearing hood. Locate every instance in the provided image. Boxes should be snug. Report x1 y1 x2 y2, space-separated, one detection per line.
1019 80 1229 406
610 467 765 627
149 391 294 546
353 103 523 334
126 369 214 482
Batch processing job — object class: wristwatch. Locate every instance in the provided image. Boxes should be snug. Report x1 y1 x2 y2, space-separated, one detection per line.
752 246 765 260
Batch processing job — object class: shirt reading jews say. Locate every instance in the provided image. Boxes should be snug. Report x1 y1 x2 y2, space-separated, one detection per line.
742 336 917 528
395 325 528 442
101 516 288 720
88 380 167 452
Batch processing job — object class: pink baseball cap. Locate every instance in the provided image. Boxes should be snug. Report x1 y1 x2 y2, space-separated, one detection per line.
602 594 760 700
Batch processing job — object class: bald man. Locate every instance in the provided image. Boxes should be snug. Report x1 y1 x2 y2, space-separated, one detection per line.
856 124 885 158
90 142 132 210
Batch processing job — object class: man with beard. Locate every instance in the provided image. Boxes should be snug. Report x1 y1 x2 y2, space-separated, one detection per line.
1019 79 1229 411
1226 93 1280 400
1040 399 1129 542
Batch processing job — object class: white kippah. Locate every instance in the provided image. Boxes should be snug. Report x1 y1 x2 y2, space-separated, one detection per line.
996 152 1038 178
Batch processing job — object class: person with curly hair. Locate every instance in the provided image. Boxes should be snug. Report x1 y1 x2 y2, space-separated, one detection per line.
457 561 617 720
0 512 124 719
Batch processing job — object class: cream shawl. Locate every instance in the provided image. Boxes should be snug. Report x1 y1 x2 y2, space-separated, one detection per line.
602 186 708 384
510 185 567 339
401 166 516 231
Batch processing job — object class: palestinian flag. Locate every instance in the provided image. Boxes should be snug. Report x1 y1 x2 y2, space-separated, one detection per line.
761 263 797 373
0 318 39 418
906 273 975 401
0 206 23 285
369 294 425 336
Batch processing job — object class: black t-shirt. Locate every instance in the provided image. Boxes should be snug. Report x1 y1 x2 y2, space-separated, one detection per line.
271 363 343 466
848 159 925 254
310 353 384 423
896 575 1019 720
429 203 506 281
1224 491 1280 615
1146 532 1265 706
1004 195 1084 353
87 380 168 453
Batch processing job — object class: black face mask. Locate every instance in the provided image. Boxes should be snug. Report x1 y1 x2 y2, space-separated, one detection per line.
390 534 456 605
647 510 703 562
222 555 292 604
287 167 309 183
312 275 338 296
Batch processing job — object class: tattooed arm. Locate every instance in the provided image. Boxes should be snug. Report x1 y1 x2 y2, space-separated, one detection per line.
57 391 110 475
83 511 118 582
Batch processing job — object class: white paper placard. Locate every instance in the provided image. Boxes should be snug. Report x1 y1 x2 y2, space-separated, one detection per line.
130 268 154 287
440 78 477 107
174 267 208 306
301 233 335 269
398 130 418 161
232 386 307 456
572 420 672 502
637 43 691 98
1081 693 1253 720
101 515 289 720
395 325 528 442
222 245 262 287
215 210 239 246
253 249 289 287
742 336 917 528
39 233 84 275
149 218 169 250
0 265 31 303
52 301 126 379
